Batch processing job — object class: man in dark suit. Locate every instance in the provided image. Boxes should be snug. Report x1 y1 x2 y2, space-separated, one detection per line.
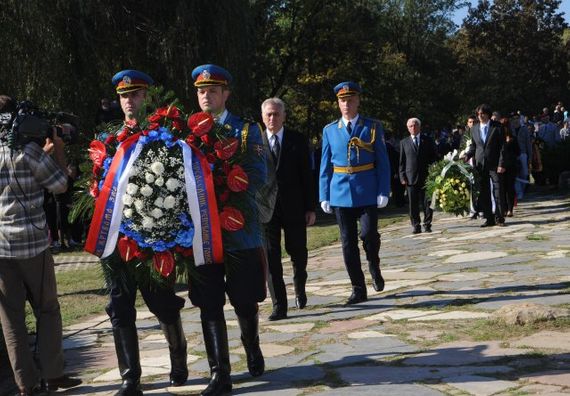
262 97 316 321
399 118 437 234
462 104 506 227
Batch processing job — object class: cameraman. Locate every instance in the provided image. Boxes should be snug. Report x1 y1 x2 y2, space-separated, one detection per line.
0 95 80 395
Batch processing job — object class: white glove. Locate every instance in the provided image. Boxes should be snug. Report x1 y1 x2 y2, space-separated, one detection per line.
320 201 332 214
377 195 389 208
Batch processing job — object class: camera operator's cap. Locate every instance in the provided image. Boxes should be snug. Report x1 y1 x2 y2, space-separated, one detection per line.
334 81 362 98
192 64 232 87
112 70 154 94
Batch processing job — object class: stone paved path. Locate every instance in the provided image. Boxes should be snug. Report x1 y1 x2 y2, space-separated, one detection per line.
4 192 570 395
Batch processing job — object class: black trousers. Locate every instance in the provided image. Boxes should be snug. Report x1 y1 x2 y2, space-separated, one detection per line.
334 206 380 293
406 184 433 228
500 168 517 213
265 210 308 311
189 247 267 321
103 251 185 328
480 170 504 222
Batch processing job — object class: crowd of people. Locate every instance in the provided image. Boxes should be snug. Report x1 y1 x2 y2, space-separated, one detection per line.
1 64 568 396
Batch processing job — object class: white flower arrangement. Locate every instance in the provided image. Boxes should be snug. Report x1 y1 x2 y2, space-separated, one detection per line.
140 185 153 197
166 178 181 191
123 194 133 206
126 183 139 195
121 142 189 250
150 161 165 176
163 195 176 209
145 173 155 183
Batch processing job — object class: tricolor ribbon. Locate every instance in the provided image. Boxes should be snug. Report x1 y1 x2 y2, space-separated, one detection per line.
85 135 223 266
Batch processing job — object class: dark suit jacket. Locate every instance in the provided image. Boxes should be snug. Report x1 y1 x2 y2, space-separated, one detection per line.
398 133 437 187
268 128 315 225
465 121 505 171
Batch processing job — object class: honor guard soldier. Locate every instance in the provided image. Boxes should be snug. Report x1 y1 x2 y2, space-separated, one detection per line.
189 64 268 396
100 70 189 395
319 81 391 305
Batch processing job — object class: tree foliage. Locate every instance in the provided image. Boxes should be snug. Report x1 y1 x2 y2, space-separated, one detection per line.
0 0 568 139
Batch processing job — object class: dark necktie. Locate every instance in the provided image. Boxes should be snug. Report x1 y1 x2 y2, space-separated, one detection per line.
347 121 353 134
413 135 419 147
271 134 280 162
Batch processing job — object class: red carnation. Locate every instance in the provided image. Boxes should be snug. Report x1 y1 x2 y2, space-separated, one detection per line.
201 134 213 145
104 135 116 145
153 251 175 277
147 122 160 131
147 113 163 123
214 138 238 160
89 140 107 168
173 119 185 131
89 179 99 198
219 207 245 232
219 190 230 203
117 236 139 262
227 165 249 192
206 153 217 164
188 112 214 137
175 246 194 258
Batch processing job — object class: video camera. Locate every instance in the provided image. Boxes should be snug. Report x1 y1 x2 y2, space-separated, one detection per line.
0 100 79 146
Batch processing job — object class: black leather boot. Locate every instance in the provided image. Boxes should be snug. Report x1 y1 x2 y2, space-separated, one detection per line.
160 318 188 386
237 313 264 377
201 320 232 396
112 326 143 396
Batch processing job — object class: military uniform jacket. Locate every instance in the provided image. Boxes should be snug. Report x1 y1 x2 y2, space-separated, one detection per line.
319 116 391 208
220 112 267 250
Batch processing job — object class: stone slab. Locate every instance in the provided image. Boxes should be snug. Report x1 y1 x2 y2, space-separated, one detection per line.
408 311 490 321
364 309 441 321
443 374 518 396
520 371 570 387
512 331 570 351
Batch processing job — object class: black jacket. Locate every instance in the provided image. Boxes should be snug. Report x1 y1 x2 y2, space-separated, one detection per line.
398 133 437 187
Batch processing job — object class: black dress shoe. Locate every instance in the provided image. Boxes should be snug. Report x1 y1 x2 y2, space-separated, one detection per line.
15 385 48 396
268 310 287 321
470 213 479 220
424 225 432 233
345 293 367 305
480 221 496 228
43 375 82 392
372 275 385 292
295 293 307 309
412 226 422 234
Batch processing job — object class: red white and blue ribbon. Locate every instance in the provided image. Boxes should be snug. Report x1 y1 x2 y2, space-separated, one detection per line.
86 135 223 266
181 141 224 265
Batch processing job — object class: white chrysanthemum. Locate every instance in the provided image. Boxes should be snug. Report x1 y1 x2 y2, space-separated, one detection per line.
166 178 180 191
163 196 176 209
151 208 163 219
154 197 164 208
134 199 144 211
124 208 133 218
126 183 139 195
129 166 139 177
150 162 165 176
145 173 155 183
142 216 154 229
122 194 133 206
140 185 153 197
155 177 164 187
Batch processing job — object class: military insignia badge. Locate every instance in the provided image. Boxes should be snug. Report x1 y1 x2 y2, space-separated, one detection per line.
201 70 211 80
253 144 265 156
342 85 350 93
123 75 132 85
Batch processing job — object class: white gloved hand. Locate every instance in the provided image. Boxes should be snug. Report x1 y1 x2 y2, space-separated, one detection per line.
377 195 389 208
320 201 332 214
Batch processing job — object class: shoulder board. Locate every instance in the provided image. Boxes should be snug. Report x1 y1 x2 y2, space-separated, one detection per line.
325 119 339 128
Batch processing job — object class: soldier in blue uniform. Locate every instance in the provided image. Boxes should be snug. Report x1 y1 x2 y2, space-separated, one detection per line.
319 81 391 305
188 64 267 396
99 70 189 396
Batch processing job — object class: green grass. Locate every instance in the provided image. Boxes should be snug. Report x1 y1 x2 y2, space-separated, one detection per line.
527 234 548 241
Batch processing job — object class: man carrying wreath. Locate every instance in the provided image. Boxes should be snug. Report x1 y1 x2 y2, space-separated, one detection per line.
188 64 268 396
88 70 189 396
